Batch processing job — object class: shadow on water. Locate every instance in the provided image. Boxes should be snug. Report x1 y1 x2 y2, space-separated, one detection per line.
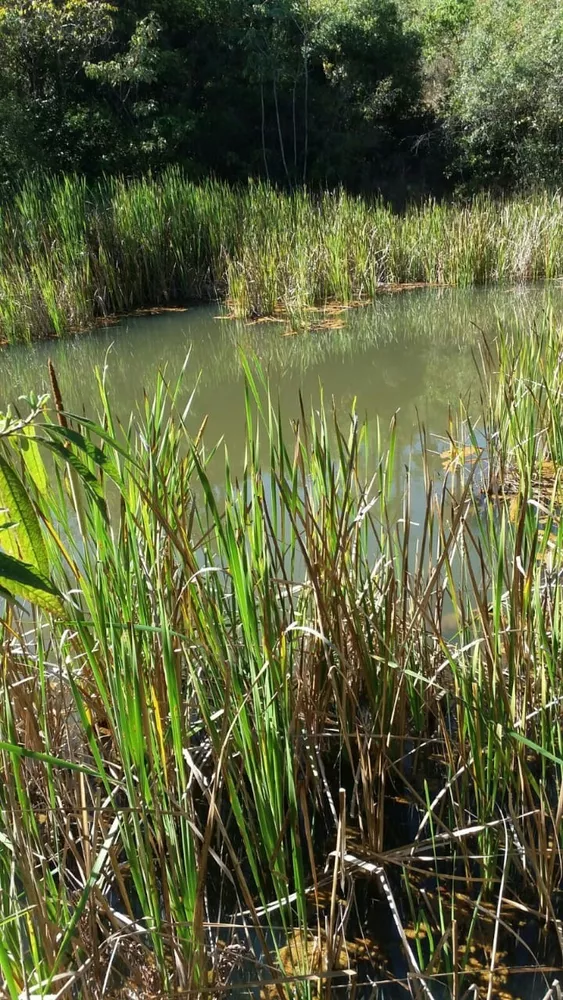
208 733 563 999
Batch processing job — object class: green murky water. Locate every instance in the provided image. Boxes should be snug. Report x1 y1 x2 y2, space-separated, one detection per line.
0 284 562 489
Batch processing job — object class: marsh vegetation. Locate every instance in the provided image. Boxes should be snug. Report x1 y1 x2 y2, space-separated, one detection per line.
2 313 563 997
2 172 563 343
1 1 563 996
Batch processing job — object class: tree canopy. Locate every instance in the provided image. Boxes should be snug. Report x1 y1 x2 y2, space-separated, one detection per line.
0 0 560 195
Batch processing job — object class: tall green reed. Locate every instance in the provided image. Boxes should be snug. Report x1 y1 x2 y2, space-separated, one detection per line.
0 172 563 342
1 325 563 995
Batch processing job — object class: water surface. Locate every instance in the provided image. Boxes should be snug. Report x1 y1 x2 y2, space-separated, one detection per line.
0 284 561 489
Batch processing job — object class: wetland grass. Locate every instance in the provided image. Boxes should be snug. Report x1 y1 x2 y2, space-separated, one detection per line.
1 172 563 341
2 320 563 996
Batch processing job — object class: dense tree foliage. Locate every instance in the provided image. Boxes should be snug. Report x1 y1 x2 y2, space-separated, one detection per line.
403 0 563 191
0 0 560 194
445 0 563 189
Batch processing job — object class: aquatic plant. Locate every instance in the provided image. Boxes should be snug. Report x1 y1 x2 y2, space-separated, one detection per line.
1 171 563 342
1 317 563 996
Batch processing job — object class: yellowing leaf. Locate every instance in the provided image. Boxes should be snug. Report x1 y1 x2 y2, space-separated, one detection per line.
440 442 478 470
0 549 64 616
509 495 519 523
0 453 49 578
18 425 48 495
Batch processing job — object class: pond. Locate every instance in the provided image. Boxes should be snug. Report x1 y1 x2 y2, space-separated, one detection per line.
1 284 562 493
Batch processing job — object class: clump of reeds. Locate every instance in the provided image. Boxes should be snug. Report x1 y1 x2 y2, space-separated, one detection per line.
1 319 563 996
0 172 563 342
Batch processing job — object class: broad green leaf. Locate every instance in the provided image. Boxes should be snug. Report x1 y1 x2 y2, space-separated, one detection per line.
0 549 64 616
0 453 49 578
43 423 121 481
18 423 48 494
39 438 108 517
55 413 138 466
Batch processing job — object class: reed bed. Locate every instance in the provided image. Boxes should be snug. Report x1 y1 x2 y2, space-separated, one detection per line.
1 171 563 342
1 317 563 997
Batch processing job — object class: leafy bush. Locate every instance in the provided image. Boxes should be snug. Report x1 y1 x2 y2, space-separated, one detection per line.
444 0 563 188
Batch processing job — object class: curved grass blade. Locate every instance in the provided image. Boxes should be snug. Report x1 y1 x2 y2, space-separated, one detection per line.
43 424 121 481
38 438 108 517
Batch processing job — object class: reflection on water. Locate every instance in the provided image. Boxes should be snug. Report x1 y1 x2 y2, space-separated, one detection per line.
0 284 561 491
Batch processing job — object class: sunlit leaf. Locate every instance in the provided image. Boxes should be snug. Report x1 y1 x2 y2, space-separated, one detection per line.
0 549 64 615
0 453 49 577
440 442 477 470
18 424 48 494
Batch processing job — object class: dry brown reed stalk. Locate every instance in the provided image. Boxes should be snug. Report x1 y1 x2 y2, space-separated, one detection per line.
48 358 68 429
